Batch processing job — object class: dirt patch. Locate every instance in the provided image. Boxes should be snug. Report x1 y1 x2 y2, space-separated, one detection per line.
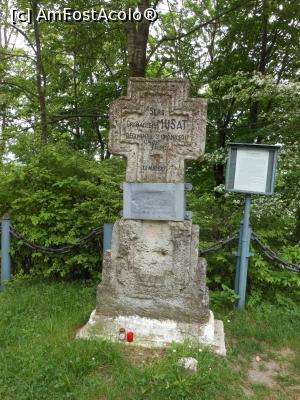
272 347 296 360
244 348 299 399
248 357 280 389
124 346 166 365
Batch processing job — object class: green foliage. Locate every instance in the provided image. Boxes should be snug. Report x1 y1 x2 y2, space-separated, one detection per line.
1 278 300 400
0 0 299 304
210 284 239 311
0 140 124 278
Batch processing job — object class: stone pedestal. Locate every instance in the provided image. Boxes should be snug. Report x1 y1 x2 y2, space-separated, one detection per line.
77 219 226 356
97 219 209 323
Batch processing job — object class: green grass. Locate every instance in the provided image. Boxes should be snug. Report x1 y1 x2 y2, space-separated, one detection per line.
0 278 299 400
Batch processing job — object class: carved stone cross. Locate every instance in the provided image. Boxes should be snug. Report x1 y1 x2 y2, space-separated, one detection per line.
109 78 207 183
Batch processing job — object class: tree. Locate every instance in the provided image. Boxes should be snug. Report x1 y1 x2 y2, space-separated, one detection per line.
32 0 48 143
127 0 152 77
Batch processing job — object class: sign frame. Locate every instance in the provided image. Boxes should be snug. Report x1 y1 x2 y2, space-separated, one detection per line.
122 182 191 221
225 143 280 196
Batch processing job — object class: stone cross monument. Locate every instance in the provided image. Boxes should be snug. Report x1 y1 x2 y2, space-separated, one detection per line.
109 78 205 183
78 78 226 356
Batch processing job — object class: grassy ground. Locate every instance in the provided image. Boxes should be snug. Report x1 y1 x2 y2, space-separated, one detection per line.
0 278 299 400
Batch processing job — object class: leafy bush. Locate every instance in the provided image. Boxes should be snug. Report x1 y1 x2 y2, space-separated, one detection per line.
0 140 124 279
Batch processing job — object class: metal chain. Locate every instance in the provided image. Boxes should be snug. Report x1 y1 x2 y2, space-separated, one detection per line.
10 225 103 255
252 232 300 273
199 232 239 254
7 224 300 272
199 230 300 273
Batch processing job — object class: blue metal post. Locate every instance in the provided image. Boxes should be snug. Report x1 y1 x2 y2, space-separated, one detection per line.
237 194 252 310
1 214 11 291
234 221 243 296
103 223 113 253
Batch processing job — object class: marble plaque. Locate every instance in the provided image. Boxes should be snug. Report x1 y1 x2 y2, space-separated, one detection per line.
123 183 186 221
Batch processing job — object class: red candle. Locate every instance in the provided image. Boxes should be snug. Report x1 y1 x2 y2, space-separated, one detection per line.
127 331 134 342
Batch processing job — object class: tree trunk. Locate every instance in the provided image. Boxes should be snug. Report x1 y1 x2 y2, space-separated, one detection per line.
213 98 235 192
249 0 268 134
73 51 81 143
32 0 48 143
127 0 151 77
0 2 14 159
213 126 226 194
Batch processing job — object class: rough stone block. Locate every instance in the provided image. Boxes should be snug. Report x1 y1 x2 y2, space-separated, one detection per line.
97 218 209 324
178 357 198 373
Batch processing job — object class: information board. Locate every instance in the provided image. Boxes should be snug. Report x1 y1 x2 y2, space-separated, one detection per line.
225 144 279 195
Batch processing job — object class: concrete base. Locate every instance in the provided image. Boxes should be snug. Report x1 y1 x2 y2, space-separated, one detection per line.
76 309 226 356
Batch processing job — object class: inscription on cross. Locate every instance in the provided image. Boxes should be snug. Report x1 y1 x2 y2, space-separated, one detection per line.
109 78 207 183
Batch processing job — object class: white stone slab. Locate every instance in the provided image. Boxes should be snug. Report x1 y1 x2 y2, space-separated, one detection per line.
76 309 226 356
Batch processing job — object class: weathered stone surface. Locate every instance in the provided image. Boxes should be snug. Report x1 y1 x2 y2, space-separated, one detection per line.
109 78 207 183
77 310 226 356
178 357 198 373
77 309 226 356
78 311 214 345
96 219 209 323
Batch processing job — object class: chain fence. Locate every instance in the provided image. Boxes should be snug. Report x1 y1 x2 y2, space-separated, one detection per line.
252 232 300 273
10 225 103 255
199 232 239 255
4 224 300 272
200 230 300 273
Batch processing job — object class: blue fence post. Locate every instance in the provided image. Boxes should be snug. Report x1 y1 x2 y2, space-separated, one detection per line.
1 213 11 291
234 221 243 298
103 223 113 253
236 194 252 310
